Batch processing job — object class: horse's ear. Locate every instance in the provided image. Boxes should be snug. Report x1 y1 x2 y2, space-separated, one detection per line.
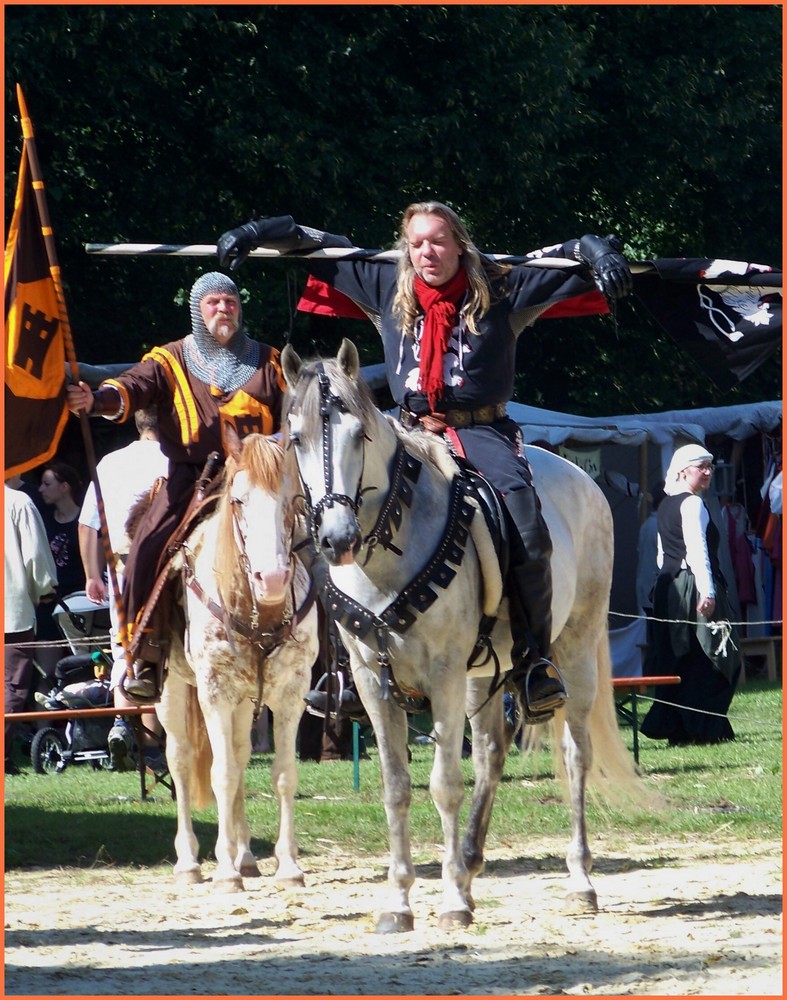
337 338 360 378
224 422 243 462
281 344 303 389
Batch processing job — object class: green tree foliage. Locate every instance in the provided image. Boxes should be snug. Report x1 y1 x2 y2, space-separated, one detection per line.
5 5 781 413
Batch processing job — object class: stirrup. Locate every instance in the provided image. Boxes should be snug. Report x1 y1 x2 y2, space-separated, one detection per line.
120 662 160 704
514 657 567 725
303 673 368 722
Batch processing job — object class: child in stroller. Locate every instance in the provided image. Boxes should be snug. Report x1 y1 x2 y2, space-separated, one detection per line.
31 649 114 773
30 592 167 779
30 592 115 774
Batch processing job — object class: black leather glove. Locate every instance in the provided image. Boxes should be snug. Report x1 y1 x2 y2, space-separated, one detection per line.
577 233 633 300
217 215 353 271
217 215 301 270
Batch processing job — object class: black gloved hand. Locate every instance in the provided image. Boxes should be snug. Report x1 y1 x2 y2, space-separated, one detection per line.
578 233 633 300
217 215 300 271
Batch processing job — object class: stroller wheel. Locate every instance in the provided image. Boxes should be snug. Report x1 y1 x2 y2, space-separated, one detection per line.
30 728 67 775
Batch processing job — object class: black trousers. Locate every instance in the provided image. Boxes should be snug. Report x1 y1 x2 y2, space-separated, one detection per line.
452 420 553 662
4 630 36 765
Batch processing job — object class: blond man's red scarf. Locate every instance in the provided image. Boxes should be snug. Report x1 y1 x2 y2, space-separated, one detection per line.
414 269 469 409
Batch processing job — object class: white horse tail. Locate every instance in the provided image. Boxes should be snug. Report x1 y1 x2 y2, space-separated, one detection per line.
186 685 214 810
583 633 660 810
522 636 662 811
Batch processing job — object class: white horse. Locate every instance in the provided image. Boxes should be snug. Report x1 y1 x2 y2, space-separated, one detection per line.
156 433 319 891
281 338 644 931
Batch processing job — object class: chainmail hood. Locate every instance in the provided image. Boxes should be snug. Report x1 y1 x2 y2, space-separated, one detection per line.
183 271 260 392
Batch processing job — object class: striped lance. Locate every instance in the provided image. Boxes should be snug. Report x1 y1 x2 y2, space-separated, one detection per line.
84 243 597 269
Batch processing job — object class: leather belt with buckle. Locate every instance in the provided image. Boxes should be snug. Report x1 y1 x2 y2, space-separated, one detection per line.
443 403 507 428
399 403 507 430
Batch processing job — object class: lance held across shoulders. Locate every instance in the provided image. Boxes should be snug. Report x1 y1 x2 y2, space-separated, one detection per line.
85 241 649 273
83 242 782 292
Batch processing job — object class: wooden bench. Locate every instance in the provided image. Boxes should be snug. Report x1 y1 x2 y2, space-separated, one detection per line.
5 705 171 800
738 636 781 684
612 675 682 764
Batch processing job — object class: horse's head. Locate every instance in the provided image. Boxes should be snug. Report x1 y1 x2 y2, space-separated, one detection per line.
282 339 377 567
218 432 293 606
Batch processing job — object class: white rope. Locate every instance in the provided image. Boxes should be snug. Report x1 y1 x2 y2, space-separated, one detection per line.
630 692 782 728
610 609 783 629
707 620 734 657
9 635 112 650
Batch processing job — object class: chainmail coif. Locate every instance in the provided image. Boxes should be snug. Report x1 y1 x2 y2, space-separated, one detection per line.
183 271 261 392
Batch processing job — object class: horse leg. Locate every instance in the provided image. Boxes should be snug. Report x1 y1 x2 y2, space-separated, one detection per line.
229 700 259 879
428 685 475 929
357 674 416 933
200 696 251 892
557 638 599 914
264 693 306 887
462 679 509 890
156 672 203 884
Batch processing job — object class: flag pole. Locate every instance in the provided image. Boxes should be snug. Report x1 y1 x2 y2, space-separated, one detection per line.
16 84 130 667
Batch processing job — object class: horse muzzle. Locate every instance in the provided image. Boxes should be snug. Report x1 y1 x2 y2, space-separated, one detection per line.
316 523 363 567
252 564 292 604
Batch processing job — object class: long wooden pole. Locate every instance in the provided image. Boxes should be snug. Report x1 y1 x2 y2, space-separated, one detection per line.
16 84 129 666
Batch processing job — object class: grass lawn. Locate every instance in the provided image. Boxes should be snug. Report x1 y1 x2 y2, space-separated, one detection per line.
4 678 781 870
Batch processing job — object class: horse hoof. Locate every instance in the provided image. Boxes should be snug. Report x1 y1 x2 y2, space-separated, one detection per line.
215 877 244 894
275 874 305 889
564 890 598 914
375 911 414 934
174 869 203 886
239 862 262 878
438 909 473 930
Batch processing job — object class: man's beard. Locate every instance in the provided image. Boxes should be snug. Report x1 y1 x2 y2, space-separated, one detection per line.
206 315 239 344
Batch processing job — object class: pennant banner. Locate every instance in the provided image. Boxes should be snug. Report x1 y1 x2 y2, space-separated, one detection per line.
4 137 68 476
299 257 781 391
632 258 782 391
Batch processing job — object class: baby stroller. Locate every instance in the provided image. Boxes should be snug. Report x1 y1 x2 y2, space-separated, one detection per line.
30 592 114 775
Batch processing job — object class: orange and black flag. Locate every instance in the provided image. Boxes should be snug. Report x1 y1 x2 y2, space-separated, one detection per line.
4 95 69 477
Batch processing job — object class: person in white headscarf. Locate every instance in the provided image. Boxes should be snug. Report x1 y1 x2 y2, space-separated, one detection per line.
641 443 741 745
66 273 286 700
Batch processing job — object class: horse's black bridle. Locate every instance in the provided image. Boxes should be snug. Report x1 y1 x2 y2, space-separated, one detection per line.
298 364 367 545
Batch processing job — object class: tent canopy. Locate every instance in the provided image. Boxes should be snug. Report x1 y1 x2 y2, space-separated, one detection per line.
508 400 782 449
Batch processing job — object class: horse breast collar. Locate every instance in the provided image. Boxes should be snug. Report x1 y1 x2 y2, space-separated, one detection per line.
363 441 422 561
324 473 477 640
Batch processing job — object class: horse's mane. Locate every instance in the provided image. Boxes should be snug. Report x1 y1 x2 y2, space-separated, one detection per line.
282 354 457 485
283 355 380 433
214 434 289 612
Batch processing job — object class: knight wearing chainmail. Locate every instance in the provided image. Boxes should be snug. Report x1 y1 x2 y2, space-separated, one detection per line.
67 272 286 700
217 204 633 723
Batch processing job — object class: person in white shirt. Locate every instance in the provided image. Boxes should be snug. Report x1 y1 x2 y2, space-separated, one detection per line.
4 484 58 773
78 408 168 769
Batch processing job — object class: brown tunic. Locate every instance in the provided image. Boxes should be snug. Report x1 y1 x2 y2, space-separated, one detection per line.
98 338 286 643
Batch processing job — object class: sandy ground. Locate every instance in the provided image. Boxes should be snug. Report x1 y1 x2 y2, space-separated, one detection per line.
4 835 782 997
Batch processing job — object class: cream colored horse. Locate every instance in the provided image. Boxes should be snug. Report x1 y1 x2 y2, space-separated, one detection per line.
282 339 643 931
157 434 319 891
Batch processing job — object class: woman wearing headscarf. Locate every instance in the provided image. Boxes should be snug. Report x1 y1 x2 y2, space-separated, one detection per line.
641 444 741 745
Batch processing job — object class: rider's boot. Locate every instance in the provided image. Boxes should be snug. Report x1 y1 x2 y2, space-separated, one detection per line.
503 489 566 723
124 605 167 702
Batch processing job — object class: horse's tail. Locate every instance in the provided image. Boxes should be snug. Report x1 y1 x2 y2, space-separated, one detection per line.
523 634 663 811
583 630 661 810
186 685 214 810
